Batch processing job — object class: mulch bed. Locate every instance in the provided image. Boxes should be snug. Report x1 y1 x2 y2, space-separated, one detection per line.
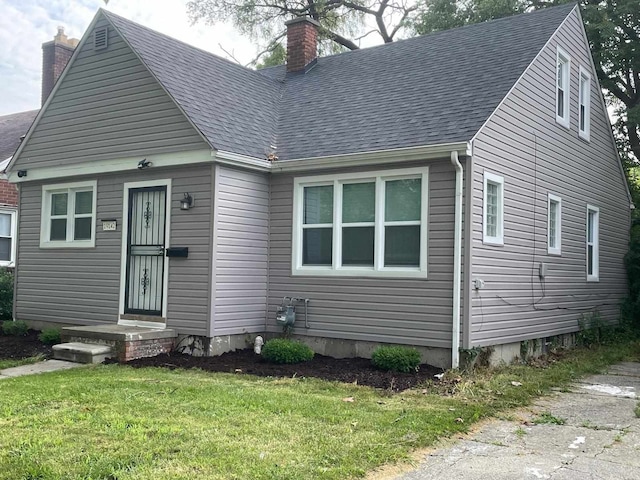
0 330 53 360
123 349 444 391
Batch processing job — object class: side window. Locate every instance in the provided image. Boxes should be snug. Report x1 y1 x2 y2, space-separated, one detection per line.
548 194 561 255
483 171 504 245
556 47 571 128
0 210 16 266
40 181 97 248
579 66 591 141
586 205 599 281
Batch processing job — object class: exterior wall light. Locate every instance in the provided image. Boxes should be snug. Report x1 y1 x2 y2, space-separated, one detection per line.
180 193 194 210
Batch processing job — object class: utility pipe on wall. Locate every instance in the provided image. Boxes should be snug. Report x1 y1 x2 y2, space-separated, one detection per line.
450 151 464 369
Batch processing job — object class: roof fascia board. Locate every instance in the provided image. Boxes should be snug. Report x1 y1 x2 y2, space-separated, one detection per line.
213 150 271 172
271 142 470 173
101 11 214 152
470 5 577 146
574 7 634 208
6 13 104 175
7 149 213 183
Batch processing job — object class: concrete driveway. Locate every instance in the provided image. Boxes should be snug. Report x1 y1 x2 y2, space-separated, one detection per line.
395 362 640 480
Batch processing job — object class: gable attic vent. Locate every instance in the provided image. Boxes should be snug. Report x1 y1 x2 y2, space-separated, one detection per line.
94 27 108 50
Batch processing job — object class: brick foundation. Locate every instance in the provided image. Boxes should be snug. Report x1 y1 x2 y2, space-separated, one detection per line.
120 337 175 362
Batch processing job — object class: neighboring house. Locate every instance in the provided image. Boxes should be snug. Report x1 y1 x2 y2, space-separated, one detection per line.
6 4 632 368
0 27 77 268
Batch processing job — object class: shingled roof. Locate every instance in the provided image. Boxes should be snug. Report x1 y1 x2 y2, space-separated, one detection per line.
103 4 575 161
0 110 38 161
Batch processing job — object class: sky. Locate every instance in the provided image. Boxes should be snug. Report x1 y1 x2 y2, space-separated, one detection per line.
0 0 260 115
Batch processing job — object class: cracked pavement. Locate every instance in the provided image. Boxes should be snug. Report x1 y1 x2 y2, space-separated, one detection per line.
394 362 640 479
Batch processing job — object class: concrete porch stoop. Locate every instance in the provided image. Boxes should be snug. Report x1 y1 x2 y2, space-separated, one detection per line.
53 325 177 363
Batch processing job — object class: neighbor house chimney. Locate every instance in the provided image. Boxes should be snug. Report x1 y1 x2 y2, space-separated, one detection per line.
285 17 320 73
41 26 79 105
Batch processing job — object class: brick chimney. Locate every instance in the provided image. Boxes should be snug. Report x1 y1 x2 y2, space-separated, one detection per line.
41 26 79 105
285 17 320 73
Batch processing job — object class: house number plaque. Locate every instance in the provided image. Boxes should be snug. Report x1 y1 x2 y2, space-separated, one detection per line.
102 220 117 231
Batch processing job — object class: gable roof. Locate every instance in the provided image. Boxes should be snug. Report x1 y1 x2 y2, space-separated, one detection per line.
103 3 575 161
0 110 38 161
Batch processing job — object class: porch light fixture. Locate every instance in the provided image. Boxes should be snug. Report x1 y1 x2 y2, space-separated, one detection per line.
137 158 152 170
180 193 194 210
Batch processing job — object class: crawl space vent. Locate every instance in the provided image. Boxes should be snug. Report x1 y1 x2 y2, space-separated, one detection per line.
94 27 108 50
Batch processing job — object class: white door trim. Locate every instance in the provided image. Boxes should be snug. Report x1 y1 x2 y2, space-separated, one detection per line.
118 179 172 325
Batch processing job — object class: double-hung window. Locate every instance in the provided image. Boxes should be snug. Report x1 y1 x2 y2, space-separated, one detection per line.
293 167 428 277
483 171 504 245
586 205 599 281
556 47 571 128
579 66 591 141
548 194 561 255
40 181 97 248
0 209 16 266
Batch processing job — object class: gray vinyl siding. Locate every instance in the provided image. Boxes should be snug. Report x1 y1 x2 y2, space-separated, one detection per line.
212 166 269 336
15 165 213 336
13 18 208 170
469 9 630 346
267 160 458 349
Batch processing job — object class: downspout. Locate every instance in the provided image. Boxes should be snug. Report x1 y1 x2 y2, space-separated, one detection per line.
450 151 463 369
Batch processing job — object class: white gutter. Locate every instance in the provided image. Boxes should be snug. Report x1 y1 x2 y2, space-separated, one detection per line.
450 151 463 369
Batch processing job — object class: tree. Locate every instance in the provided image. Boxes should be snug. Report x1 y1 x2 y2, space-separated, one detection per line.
186 0 419 65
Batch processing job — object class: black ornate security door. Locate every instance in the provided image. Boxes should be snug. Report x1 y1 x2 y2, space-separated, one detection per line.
124 186 167 315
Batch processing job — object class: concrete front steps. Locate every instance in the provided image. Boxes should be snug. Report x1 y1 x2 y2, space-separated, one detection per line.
52 324 177 364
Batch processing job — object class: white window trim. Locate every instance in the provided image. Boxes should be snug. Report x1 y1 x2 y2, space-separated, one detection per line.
579 66 591 141
292 166 429 278
586 204 599 282
483 171 504 246
556 46 571 129
0 208 17 267
547 193 562 256
40 180 97 248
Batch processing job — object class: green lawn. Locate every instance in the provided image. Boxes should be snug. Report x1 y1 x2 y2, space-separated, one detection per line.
0 341 637 479
0 355 44 370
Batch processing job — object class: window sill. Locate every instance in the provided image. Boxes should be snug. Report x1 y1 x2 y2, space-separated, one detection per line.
39 240 96 249
483 236 504 246
556 116 570 129
587 275 599 283
579 130 590 142
292 266 428 279
547 248 561 256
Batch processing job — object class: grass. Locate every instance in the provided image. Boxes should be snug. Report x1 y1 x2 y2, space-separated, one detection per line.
0 355 44 370
0 340 637 479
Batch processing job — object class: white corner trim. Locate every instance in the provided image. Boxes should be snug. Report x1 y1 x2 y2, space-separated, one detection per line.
471 5 577 144
273 142 469 173
7 149 213 183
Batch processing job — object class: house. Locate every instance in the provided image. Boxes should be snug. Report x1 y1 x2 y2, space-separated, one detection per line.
6 4 632 368
0 27 77 269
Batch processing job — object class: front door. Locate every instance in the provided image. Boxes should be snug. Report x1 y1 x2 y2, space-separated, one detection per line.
124 186 167 316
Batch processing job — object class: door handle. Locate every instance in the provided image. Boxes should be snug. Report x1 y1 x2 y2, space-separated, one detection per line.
157 246 165 255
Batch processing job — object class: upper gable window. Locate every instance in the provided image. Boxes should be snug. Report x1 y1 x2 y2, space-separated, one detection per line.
579 66 591 141
292 167 429 278
556 47 571 128
40 181 97 248
483 171 504 246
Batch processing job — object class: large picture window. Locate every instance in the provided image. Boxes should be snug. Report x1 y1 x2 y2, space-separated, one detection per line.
40 181 97 248
292 167 428 277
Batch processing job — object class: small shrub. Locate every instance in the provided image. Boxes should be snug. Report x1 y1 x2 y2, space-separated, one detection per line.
38 328 62 345
0 268 13 321
261 338 314 364
371 345 421 373
2 320 29 336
